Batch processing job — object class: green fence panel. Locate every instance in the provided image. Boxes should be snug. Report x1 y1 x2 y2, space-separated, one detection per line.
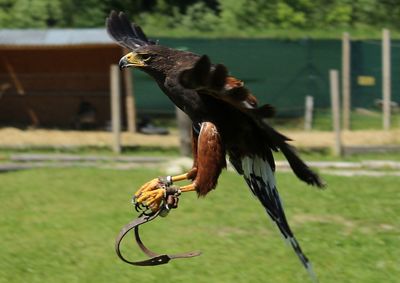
351 40 382 108
351 40 400 109
131 38 400 117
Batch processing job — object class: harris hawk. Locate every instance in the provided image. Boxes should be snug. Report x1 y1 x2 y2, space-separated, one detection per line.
106 11 324 282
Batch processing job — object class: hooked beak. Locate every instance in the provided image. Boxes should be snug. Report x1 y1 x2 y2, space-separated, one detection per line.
118 52 146 70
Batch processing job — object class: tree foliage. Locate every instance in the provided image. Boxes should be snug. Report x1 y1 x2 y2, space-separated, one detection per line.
0 0 399 37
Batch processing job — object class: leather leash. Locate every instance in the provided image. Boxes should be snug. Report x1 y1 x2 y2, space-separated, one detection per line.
115 207 201 266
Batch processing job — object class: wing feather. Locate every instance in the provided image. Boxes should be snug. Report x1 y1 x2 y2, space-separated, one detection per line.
178 55 267 116
106 11 155 50
181 56 323 188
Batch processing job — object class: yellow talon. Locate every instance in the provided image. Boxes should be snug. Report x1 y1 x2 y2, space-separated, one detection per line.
135 188 166 212
134 178 160 198
133 174 196 213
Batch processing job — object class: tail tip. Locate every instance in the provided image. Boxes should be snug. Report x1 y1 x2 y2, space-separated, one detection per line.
305 261 319 283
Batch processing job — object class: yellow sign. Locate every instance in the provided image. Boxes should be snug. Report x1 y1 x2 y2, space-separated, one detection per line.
357 76 375 86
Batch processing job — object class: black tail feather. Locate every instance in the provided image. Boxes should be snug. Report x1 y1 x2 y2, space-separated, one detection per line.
255 121 325 188
280 143 325 188
241 156 319 283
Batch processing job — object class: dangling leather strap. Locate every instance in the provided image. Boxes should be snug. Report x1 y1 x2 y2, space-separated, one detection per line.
115 211 201 266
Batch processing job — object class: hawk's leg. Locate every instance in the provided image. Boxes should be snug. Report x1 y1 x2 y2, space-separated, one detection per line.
133 122 225 212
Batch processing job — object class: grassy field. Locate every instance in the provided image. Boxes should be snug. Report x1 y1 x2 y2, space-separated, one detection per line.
272 109 400 131
0 167 399 283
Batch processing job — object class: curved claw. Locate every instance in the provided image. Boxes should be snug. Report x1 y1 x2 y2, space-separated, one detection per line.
134 198 154 216
133 196 141 212
132 178 174 215
134 201 149 213
141 203 149 211
137 191 166 214
135 202 141 212
143 209 155 216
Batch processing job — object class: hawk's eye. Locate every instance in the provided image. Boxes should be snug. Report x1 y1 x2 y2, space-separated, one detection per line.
140 54 151 61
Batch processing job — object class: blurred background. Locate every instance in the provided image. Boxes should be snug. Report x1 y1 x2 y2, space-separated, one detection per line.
0 1 399 283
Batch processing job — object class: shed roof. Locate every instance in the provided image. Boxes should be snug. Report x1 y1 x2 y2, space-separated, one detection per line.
0 28 117 47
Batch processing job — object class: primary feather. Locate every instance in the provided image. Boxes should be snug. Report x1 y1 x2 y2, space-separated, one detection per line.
106 11 155 49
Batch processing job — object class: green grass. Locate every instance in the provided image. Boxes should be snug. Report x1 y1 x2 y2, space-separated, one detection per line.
0 167 399 283
272 109 400 131
314 109 400 131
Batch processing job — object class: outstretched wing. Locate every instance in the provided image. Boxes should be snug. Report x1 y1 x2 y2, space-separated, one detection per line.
180 55 324 188
106 11 156 50
179 55 275 118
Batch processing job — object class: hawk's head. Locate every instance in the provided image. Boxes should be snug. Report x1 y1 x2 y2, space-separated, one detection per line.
118 45 182 75
107 11 195 78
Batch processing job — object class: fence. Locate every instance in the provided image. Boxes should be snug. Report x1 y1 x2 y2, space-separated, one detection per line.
132 38 400 120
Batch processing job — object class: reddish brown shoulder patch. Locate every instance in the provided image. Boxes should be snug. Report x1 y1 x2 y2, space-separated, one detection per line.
225 76 244 90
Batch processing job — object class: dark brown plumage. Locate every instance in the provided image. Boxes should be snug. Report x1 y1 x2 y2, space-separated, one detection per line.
107 11 323 282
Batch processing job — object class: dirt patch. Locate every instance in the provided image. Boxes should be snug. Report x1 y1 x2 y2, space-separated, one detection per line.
292 214 398 235
293 214 355 229
0 127 179 148
0 127 399 148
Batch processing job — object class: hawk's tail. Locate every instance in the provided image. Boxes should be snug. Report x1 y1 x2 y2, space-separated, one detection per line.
241 155 318 283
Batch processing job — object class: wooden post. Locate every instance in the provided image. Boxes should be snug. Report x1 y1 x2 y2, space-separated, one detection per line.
382 29 391 130
304 95 314 131
330 70 342 156
176 107 192 157
3 57 39 127
4 59 25 95
342 32 351 130
110 64 121 154
123 69 137 133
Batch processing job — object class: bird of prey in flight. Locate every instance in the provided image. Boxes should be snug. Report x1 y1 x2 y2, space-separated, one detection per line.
107 11 324 282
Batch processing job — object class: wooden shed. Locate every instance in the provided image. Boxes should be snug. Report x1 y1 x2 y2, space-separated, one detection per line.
0 28 132 129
